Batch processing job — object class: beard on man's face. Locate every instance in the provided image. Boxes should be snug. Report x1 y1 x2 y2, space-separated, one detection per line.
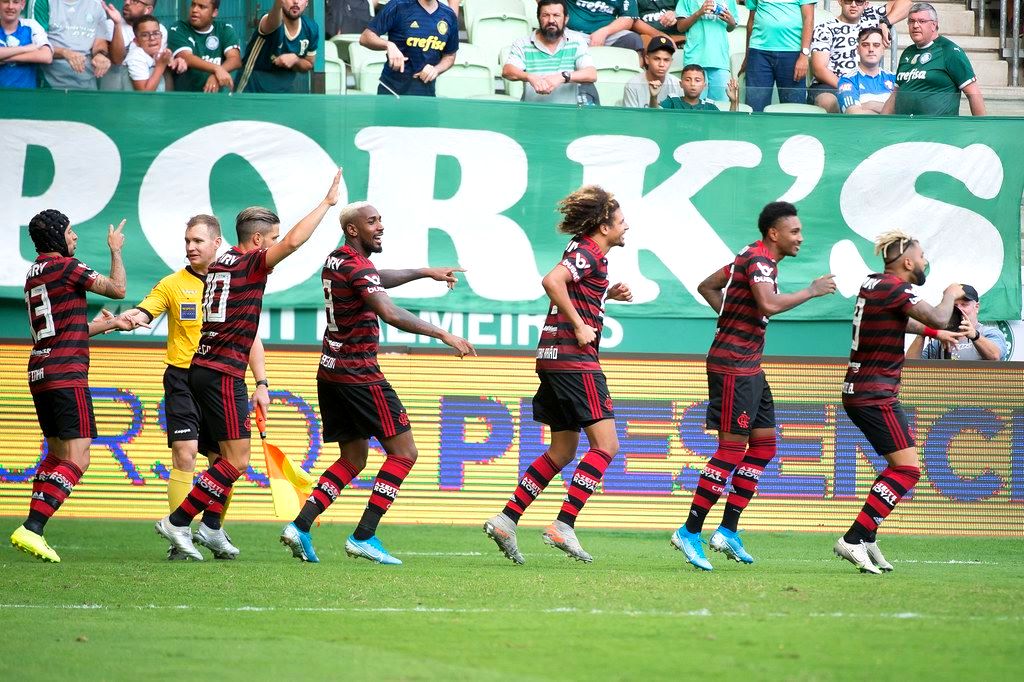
542 23 564 40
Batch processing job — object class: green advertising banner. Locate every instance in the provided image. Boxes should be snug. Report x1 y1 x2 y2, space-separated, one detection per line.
3 91 1022 354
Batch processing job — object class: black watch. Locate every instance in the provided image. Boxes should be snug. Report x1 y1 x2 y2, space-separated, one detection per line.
971 329 981 341
880 16 892 28
561 70 571 83
256 379 269 388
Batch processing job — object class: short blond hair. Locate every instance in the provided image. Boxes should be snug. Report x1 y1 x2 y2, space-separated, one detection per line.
874 229 918 264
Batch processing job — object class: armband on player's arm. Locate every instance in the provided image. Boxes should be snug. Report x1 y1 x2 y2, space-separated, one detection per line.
923 327 939 338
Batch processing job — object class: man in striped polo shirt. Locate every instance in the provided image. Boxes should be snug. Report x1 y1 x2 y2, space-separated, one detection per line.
503 0 597 104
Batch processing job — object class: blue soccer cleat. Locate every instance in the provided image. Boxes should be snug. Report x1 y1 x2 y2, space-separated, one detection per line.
280 522 319 563
345 534 402 565
671 527 713 571
709 526 754 564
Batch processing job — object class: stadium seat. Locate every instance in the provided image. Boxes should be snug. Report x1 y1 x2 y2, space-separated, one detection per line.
727 25 747 58
499 45 524 99
734 102 754 112
734 3 750 26
348 42 387 93
323 40 348 95
330 33 362 64
522 0 539 28
435 43 496 99
470 14 533 68
464 0 528 34
590 46 642 106
763 102 828 114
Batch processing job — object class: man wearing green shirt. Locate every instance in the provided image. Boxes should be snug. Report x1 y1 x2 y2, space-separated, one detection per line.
675 0 739 103
566 0 643 50
659 62 739 109
167 0 241 92
881 2 985 116
743 0 816 111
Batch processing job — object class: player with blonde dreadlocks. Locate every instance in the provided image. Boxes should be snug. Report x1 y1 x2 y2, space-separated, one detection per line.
835 228 965 573
484 185 633 565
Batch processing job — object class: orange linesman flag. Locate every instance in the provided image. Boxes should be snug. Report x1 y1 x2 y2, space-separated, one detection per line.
255 405 315 520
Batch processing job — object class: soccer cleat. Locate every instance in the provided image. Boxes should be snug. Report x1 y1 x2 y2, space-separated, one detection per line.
483 513 525 565
864 541 894 572
10 525 60 563
542 520 593 563
709 526 755 564
345 534 402 565
833 537 882 575
193 522 240 560
280 522 319 563
166 545 191 561
155 516 203 561
671 527 713 571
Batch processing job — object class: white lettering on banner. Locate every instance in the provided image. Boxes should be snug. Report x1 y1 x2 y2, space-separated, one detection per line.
776 135 826 203
139 121 347 294
566 137 761 305
1 121 120 286
355 127 543 301
831 143 1004 300
468 313 497 345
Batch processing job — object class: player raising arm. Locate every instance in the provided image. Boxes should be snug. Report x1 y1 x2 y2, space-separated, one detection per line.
280 201 473 565
155 170 343 561
835 229 963 573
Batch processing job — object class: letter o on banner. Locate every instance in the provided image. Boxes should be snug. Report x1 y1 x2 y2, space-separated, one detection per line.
139 121 346 294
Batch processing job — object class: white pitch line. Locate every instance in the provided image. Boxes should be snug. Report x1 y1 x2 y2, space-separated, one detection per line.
396 551 484 556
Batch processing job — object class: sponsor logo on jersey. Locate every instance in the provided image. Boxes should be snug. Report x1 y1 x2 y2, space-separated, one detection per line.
542 325 558 334
575 252 591 270
520 476 542 497
180 302 198 321
320 481 340 501
365 274 381 286
405 35 447 52
848 361 861 373
752 275 774 284
842 381 855 394
735 465 761 481
572 471 599 493
701 467 724 483
28 368 44 382
410 20 420 28
319 354 336 369
198 474 226 497
536 347 558 360
173 428 192 435
756 262 774 277
373 480 399 500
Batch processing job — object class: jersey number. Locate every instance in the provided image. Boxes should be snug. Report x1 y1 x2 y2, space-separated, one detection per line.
203 272 231 323
851 296 866 351
25 285 55 342
322 279 338 332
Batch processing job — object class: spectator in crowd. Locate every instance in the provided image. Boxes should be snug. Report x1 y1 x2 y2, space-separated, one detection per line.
659 62 739 109
125 14 170 90
742 0 816 111
635 0 684 47
31 0 124 89
0 0 52 89
360 0 458 97
236 0 318 93
907 284 1009 360
675 0 739 103
837 27 894 113
882 2 984 116
101 0 169 90
325 0 372 37
168 0 241 93
622 34 681 107
504 0 597 104
565 0 643 50
809 0 909 112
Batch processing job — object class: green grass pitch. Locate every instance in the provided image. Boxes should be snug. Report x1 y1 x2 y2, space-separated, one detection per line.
1 520 1021 681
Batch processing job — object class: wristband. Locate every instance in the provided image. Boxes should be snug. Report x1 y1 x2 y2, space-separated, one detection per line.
256 379 269 388
970 330 980 341
923 327 939 338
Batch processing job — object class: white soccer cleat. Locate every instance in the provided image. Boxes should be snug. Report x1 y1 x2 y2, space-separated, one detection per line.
155 516 203 561
542 520 593 563
193 522 240 560
483 513 525 565
833 537 882 575
864 541 894 572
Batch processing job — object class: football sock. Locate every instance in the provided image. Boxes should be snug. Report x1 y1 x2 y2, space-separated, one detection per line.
353 456 413 541
294 458 361 533
26 458 84 535
169 459 240 528
220 487 234 522
684 440 747 534
167 467 193 512
201 504 223 530
843 465 921 544
502 452 560 523
555 448 613 528
721 435 776 532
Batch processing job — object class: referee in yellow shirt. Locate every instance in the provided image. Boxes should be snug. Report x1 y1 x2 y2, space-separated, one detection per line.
125 215 270 560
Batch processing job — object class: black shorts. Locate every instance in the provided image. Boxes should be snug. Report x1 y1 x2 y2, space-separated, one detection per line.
32 387 98 440
318 379 411 443
706 370 776 436
532 371 614 433
164 366 201 448
843 400 916 457
808 81 837 104
188 365 251 446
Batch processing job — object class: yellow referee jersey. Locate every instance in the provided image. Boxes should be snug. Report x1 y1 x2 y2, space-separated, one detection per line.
137 267 206 369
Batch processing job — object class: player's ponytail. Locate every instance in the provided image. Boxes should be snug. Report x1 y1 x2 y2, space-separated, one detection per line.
556 185 620 237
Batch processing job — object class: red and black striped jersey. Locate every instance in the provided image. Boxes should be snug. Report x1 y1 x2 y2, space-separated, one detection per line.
24 255 98 394
535 236 608 373
317 245 387 385
843 272 917 406
191 247 271 379
706 241 777 376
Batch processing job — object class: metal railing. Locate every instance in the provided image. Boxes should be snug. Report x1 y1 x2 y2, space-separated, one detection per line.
994 0 1021 85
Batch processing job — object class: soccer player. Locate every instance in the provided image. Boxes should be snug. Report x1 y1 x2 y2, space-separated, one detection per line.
835 230 963 573
280 202 475 565
11 210 135 563
673 201 836 571
155 170 342 560
483 185 633 565
123 215 270 560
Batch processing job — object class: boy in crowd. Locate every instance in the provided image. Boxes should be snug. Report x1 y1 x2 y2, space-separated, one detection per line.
659 63 739 110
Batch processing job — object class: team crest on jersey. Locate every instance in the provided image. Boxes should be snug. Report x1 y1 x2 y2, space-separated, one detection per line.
920 52 932 64
180 303 198 321
437 20 449 35
206 35 220 51
398 412 410 426
737 412 750 429
604 397 613 412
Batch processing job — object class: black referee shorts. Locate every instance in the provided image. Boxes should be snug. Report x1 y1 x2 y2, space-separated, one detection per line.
163 365 201 448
